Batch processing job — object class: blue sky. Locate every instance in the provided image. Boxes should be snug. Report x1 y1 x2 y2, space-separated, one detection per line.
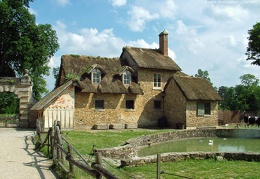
29 0 260 92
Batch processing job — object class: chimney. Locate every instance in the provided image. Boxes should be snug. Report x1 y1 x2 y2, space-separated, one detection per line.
159 29 168 56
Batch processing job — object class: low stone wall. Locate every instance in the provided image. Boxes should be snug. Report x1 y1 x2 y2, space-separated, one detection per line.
121 152 260 167
94 129 260 166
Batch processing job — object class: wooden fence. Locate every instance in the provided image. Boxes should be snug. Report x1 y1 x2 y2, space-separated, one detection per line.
218 110 245 125
0 115 19 127
36 121 118 179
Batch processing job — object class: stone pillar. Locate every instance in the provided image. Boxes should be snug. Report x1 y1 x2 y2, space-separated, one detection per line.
19 69 33 128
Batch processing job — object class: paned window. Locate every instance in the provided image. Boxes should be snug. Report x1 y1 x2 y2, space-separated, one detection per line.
126 100 134 109
92 68 101 84
123 70 131 85
95 100 104 109
197 102 211 116
154 74 161 88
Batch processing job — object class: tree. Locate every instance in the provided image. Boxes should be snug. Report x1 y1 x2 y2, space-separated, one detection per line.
246 22 260 66
195 69 214 87
0 0 59 99
218 74 260 112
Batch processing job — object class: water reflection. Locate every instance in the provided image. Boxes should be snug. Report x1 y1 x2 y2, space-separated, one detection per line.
138 138 260 157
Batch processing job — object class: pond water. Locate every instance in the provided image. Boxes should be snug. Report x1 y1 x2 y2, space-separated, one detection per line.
138 138 260 157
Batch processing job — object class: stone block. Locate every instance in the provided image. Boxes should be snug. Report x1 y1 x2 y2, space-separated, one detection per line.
125 123 138 129
93 124 109 130
109 123 125 130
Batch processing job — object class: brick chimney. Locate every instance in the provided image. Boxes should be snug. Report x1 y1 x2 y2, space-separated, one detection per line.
159 29 168 56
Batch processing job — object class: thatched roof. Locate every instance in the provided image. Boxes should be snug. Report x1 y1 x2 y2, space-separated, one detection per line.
122 46 181 71
31 80 75 110
58 55 143 94
172 76 222 101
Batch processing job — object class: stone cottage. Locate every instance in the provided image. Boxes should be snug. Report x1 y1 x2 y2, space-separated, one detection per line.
31 30 221 130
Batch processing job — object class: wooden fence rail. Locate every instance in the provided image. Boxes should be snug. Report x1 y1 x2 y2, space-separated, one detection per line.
36 121 118 179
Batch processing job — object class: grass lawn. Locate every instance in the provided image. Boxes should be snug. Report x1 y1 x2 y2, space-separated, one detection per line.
40 128 260 178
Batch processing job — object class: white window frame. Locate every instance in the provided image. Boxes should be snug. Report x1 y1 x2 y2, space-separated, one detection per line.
123 70 131 85
153 74 162 89
92 68 101 84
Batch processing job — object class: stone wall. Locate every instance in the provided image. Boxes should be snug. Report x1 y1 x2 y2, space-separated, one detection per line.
74 68 175 129
164 79 186 128
94 129 260 166
121 152 260 166
186 101 219 129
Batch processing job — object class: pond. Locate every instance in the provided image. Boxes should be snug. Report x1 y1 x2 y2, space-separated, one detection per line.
138 137 260 157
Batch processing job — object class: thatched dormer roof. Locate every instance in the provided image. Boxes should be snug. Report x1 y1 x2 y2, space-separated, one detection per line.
57 54 143 94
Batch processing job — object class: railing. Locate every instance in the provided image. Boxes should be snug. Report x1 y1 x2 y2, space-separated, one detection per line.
0 115 19 127
36 121 118 179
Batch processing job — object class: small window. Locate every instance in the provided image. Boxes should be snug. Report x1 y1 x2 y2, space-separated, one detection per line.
123 70 131 85
154 74 161 88
126 100 134 109
92 68 101 84
95 100 104 109
154 100 162 109
197 102 211 116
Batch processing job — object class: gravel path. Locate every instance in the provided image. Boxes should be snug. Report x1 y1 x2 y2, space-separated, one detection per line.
0 128 59 179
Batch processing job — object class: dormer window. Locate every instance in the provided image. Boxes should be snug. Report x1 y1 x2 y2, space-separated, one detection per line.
123 70 131 85
92 68 101 84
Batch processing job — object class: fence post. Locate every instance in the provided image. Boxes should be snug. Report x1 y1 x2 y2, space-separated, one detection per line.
95 152 103 179
68 144 75 178
157 153 161 179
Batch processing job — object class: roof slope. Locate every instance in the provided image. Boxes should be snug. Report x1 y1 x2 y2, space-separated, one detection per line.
173 76 222 101
58 55 143 94
122 47 181 71
31 80 74 110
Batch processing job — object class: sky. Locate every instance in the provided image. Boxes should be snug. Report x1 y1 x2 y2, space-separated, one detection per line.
29 0 260 92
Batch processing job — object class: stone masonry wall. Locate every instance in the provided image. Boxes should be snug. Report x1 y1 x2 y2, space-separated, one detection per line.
74 69 175 129
164 79 186 128
186 101 219 129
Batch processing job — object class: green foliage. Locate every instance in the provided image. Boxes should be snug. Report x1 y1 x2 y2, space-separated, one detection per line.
52 66 60 88
195 69 213 86
65 73 80 81
0 0 59 100
246 22 260 66
0 92 19 114
218 74 260 111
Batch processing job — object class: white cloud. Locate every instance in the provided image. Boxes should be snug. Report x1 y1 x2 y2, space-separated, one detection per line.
29 8 37 16
204 5 249 23
158 0 177 18
55 0 70 6
110 0 127 7
127 6 159 31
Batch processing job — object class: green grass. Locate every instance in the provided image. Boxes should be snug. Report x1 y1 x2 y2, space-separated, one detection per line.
38 129 260 178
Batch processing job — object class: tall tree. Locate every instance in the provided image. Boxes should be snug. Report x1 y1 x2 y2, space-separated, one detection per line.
246 22 260 66
195 69 213 86
0 0 59 99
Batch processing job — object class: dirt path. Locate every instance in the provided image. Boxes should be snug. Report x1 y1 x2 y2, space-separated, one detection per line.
0 128 59 179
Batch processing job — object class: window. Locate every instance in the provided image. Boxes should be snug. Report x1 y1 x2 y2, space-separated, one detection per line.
197 102 211 116
153 74 161 88
123 70 131 85
154 100 162 109
92 68 101 84
95 100 104 109
126 100 134 109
